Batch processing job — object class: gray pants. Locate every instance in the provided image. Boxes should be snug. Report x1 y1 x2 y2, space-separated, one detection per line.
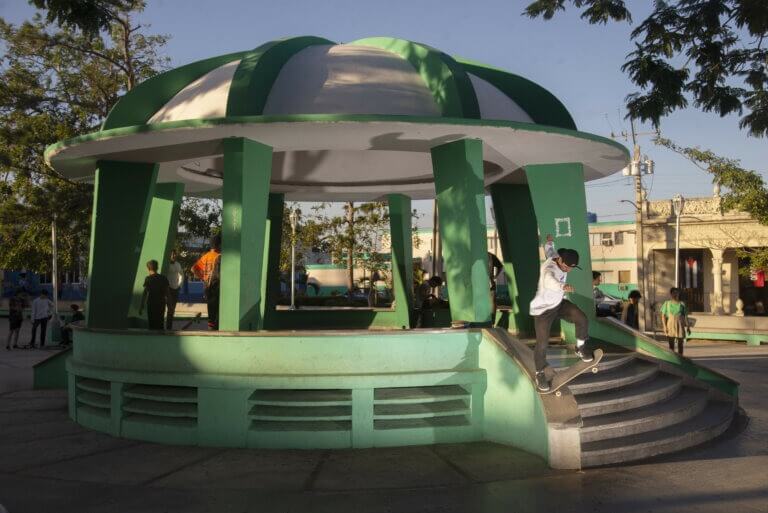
533 300 588 372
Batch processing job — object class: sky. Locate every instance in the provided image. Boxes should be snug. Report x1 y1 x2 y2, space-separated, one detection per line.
1 0 765 226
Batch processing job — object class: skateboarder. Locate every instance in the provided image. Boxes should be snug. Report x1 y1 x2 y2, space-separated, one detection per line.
530 248 593 392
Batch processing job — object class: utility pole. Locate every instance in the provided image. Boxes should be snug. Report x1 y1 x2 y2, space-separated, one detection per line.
614 117 655 332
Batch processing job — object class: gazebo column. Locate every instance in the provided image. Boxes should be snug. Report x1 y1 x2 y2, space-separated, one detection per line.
525 163 595 343
489 184 540 336
388 194 414 328
261 193 284 329
711 248 724 315
219 138 273 331
430 139 492 325
128 182 185 326
86 161 157 329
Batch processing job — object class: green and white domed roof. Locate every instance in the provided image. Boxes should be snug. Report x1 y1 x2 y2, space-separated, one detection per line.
46 36 628 200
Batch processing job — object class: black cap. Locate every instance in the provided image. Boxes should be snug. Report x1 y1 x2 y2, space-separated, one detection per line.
557 248 582 270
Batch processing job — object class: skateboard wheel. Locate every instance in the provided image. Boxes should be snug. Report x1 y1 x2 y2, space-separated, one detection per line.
591 367 599 373
555 390 562 397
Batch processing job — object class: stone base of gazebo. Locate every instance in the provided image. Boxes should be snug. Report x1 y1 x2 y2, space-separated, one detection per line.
64 328 548 455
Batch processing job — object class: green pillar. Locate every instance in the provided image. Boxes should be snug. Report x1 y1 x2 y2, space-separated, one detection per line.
261 193 284 329
86 161 157 329
430 139 491 324
388 194 413 329
525 163 595 341
219 138 273 331
128 182 185 326
489 184 540 336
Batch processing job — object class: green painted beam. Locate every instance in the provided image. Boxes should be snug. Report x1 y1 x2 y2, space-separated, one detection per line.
220 138 273 331
456 57 576 130
103 51 249 130
350 37 480 118
86 161 157 329
128 182 184 327
525 163 594 343
431 139 491 324
489 184 540 336
226 37 335 116
388 194 414 329
262 193 284 329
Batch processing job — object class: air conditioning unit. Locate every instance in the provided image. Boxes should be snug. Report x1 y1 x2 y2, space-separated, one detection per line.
601 240 613 247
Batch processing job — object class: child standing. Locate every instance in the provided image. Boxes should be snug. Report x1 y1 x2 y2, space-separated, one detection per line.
6 294 23 350
661 287 690 355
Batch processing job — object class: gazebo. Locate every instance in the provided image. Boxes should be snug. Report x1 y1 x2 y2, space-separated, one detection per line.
41 36 736 469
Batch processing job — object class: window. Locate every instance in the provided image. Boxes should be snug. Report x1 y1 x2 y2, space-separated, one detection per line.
596 270 614 283
618 270 631 284
589 233 601 246
614 232 624 245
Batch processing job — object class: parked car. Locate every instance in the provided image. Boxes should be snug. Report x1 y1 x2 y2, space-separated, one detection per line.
596 293 623 318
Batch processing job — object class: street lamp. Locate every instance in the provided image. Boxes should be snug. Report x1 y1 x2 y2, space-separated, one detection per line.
289 209 299 311
672 194 685 287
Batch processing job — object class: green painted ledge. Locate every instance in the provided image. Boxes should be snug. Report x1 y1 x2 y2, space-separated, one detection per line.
592 318 739 397
689 330 766 347
33 348 71 389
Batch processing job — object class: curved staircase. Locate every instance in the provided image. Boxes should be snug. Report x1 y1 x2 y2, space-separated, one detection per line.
551 352 736 467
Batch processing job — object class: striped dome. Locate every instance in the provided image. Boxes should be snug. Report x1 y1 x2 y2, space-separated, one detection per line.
103 36 575 131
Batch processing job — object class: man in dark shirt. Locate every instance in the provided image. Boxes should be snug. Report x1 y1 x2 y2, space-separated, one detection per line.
61 304 85 345
139 260 169 330
488 252 504 326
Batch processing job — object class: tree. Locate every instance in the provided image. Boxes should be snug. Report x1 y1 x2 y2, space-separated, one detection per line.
29 0 135 38
0 3 168 274
655 136 768 273
524 0 768 137
302 202 391 293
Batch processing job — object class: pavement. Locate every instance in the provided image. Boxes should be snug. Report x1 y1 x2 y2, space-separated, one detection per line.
0 335 766 513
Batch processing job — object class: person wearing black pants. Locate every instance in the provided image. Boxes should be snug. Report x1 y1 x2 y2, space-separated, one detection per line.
29 289 53 349
530 248 593 392
139 260 169 330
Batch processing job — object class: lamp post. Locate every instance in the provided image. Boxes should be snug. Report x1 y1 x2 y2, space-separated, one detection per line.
672 194 685 287
289 209 299 311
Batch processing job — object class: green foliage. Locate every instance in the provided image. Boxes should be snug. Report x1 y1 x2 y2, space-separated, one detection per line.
0 4 168 273
29 0 136 38
656 136 768 273
175 197 221 269
524 0 768 137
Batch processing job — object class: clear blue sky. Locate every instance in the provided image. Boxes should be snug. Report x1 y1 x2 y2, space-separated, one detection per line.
2 0 764 224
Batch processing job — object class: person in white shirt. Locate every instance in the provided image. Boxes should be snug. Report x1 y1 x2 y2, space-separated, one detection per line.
29 289 54 349
166 250 184 330
530 248 593 392
543 234 557 259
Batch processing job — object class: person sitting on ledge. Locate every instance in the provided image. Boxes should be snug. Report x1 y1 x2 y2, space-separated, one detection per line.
61 304 85 345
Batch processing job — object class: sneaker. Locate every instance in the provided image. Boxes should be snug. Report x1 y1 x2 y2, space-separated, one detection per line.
576 345 594 363
535 371 551 392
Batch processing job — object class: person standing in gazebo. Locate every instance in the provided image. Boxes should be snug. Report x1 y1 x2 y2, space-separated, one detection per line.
192 234 221 331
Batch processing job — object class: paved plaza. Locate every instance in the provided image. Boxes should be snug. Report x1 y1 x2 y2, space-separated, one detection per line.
1 334 766 513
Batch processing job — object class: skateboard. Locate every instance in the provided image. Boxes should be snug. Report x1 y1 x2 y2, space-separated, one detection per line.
541 348 604 397
179 312 202 330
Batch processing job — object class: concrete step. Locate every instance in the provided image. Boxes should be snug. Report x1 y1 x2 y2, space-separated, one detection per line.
552 353 636 373
569 360 659 395
580 399 735 467
576 373 682 418
580 387 709 443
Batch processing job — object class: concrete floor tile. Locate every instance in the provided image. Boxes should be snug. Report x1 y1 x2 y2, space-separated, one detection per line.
21 443 222 486
313 445 467 490
431 441 555 482
152 448 324 491
0 429 137 472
